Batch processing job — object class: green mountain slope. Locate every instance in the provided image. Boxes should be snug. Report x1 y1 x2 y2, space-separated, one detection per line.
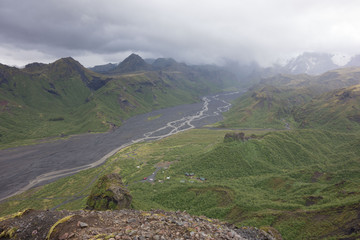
262 67 360 92
110 53 152 74
220 67 360 131
129 129 360 239
1 127 359 239
219 85 316 129
2 69 360 239
0 55 239 147
0 58 110 145
294 84 360 131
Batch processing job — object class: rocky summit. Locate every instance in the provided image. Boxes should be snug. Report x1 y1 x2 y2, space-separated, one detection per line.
0 209 280 240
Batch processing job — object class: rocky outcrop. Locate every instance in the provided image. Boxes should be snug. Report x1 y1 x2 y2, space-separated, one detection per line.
86 173 132 211
224 132 246 142
0 209 280 240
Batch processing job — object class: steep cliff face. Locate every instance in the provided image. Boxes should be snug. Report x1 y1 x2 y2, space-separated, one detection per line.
0 209 280 240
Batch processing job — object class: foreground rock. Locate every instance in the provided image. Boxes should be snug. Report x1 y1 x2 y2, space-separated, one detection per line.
86 173 132 210
0 209 280 239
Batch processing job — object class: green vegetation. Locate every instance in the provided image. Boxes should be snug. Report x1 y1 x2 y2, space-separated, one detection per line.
218 84 316 129
86 173 132 210
294 84 360 132
46 215 74 240
2 128 359 239
0 57 238 148
147 114 162 121
2 63 360 239
219 83 360 134
0 227 17 238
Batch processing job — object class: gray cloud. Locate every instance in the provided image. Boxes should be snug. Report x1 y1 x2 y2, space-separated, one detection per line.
1 0 360 67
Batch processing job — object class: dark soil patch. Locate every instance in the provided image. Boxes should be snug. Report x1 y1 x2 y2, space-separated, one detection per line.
311 171 324 182
304 195 323 206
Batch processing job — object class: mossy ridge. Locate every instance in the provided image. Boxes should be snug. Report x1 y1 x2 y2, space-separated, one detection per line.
0 227 17 238
46 215 74 240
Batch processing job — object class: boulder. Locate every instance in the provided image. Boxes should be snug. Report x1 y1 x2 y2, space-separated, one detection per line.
86 173 132 210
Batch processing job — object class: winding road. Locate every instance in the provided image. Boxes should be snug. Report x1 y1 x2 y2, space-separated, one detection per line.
0 91 244 202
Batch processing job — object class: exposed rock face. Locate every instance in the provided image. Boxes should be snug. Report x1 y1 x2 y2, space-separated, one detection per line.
86 173 132 210
0 209 281 240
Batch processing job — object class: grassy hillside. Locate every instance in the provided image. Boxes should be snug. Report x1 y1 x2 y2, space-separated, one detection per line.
218 85 316 129
261 67 360 92
0 56 238 147
3 64 360 239
0 59 108 146
2 129 359 239
220 67 360 132
294 84 360 132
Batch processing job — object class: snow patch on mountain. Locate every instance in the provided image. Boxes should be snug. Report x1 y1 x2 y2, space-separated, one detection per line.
332 53 351 66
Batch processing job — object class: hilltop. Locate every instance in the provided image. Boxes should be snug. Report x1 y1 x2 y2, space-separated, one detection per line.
110 53 152 74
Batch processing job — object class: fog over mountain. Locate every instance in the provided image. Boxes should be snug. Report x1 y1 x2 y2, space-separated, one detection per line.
1 0 360 68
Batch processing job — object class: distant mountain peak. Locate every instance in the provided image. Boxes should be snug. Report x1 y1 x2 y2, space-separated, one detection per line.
345 54 360 67
111 53 151 74
53 57 82 66
152 58 178 70
126 53 143 60
24 62 47 72
283 52 339 75
89 63 117 73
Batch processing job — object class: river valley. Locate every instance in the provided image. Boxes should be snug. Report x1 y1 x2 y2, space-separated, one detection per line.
0 91 243 201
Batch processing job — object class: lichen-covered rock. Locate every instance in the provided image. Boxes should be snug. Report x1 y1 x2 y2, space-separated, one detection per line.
86 173 132 210
0 209 282 240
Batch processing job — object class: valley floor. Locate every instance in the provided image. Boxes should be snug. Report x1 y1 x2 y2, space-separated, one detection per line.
0 91 242 201
2 90 360 239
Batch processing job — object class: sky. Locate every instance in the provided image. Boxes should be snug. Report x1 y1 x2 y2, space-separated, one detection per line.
1 0 360 67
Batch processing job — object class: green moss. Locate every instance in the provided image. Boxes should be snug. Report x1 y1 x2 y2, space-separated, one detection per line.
0 209 31 222
147 114 162 121
46 215 73 240
86 173 131 210
0 227 17 238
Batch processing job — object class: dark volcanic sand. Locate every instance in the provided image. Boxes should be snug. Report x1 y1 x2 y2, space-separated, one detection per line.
0 91 243 201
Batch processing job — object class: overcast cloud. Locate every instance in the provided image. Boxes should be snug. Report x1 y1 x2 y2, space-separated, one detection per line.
1 0 360 67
